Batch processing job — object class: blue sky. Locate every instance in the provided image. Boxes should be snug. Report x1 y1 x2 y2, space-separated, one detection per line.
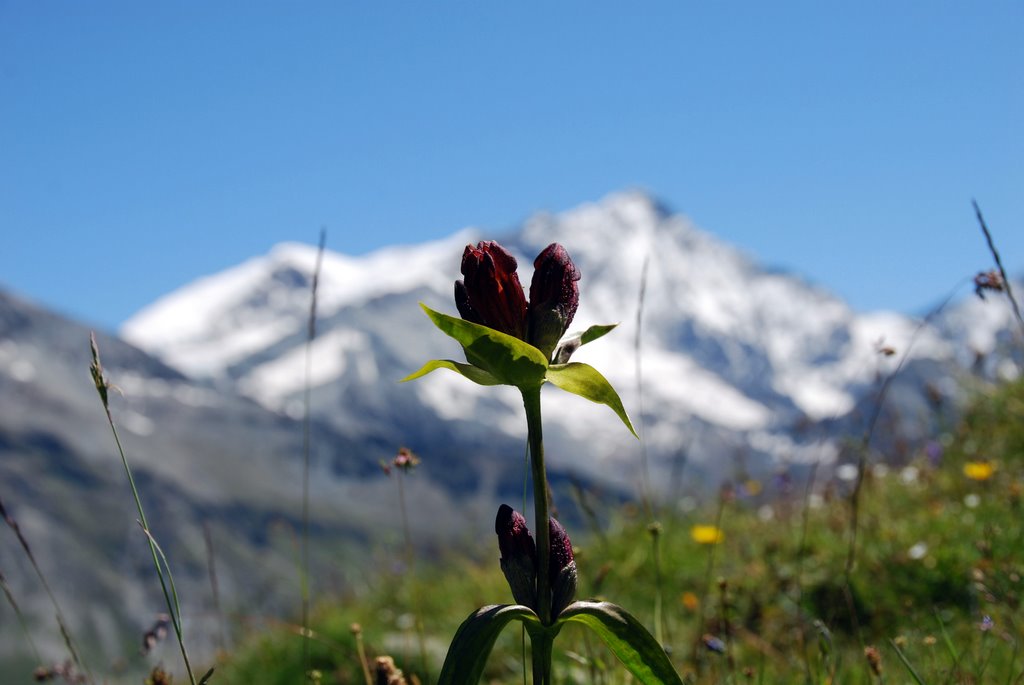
2 2 1021 332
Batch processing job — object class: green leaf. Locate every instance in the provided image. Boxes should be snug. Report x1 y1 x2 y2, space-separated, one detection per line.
580 323 618 345
400 359 501 386
419 304 548 388
557 601 681 685
545 363 638 438
553 323 618 363
437 604 541 685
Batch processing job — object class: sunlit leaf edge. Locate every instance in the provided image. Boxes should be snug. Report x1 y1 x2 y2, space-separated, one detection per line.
557 601 682 685
580 323 618 345
545 362 638 438
437 604 540 685
400 359 500 386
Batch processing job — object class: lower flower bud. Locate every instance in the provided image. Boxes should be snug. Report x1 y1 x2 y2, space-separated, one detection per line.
551 559 578 617
548 517 578 616
496 504 537 609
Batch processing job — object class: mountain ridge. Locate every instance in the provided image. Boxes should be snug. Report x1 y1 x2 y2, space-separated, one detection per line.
119 190 1019 491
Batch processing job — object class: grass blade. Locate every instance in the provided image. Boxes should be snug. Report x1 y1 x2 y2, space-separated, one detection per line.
889 638 928 685
90 333 199 685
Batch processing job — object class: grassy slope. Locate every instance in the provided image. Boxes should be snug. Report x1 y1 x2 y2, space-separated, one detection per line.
204 379 1024 683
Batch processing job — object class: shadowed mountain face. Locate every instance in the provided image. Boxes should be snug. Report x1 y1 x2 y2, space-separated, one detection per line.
1 191 1019 680
0 289 523 679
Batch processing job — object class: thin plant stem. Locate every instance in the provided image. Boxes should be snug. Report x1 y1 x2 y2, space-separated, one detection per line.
202 521 227 653
649 522 666 646
521 441 530 685
634 255 669 646
1 491 91 683
521 628 528 685
845 279 968 574
522 387 551 627
693 487 729 673
351 623 373 685
0 566 42 664
973 199 1024 334
795 462 820 684
396 470 430 681
718 580 735 677
301 228 326 678
90 334 198 685
634 254 652 513
840 281 968 671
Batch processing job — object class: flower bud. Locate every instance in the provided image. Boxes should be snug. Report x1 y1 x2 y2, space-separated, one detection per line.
457 242 528 340
528 243 581 360
548 517 578 616
495 504 537 609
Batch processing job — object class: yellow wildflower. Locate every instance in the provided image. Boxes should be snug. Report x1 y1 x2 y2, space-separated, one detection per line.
681 591 700 611
963 461 995 481
691 525 724 544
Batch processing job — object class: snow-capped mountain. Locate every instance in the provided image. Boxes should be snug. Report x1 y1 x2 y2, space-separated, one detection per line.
122 191 1020 489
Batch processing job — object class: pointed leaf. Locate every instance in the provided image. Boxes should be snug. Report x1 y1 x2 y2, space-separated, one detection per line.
437 604 541 685
545 363 638 438
553 323 618 363
580 323 618 345
420 304 548 388
400 359 501 386
557 601 682 685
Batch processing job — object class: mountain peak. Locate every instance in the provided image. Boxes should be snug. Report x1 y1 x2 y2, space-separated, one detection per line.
119 190 1016 489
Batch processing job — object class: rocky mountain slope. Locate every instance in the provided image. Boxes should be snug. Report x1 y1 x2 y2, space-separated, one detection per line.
0 289 487 678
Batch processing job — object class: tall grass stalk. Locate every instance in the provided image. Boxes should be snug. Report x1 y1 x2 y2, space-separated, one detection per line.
350 623 373 685
973 199 1024 334
889 639 927 685
693 485 729 674
202 521 227 653
633 255 669 648
845 280 968 574
795 461 820 683
634 255 652 511
89 334 201 685
839 282 967 681
394 463 430 681
301 228 326 679
0 566 42 665
0 493 91 682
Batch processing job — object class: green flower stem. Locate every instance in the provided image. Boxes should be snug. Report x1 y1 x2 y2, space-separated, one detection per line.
529 627 554 685
522 387 551 627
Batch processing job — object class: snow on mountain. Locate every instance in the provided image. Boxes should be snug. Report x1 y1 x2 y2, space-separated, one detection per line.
121 191 1014 487
123 229 475 377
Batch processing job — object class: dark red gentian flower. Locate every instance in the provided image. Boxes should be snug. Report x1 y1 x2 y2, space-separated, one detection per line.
548 517 574 582
456 242 528 340
529 244 581 359
548 517 578 616
496 504 537 563
495 504 537 608
455 241 580 360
